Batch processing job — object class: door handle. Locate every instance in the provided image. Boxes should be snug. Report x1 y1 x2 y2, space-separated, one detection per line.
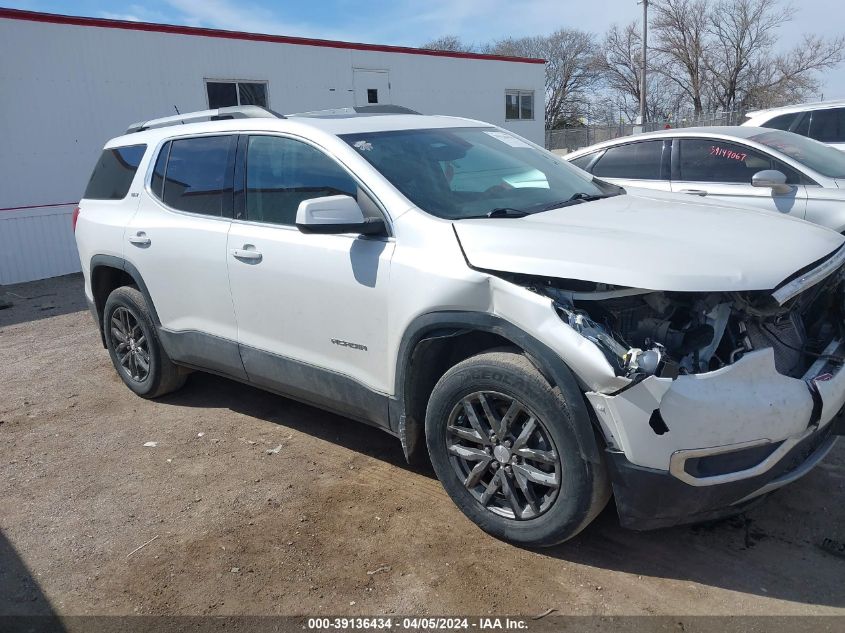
680 189 708 196
128 232 151 247
231 247 262 263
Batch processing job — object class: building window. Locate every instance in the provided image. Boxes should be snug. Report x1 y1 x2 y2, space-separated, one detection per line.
206 80 268 109
506 90 534 120
367 88 379 104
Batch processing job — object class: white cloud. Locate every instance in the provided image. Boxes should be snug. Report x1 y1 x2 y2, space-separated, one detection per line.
164 0 356 41
99 4 173 24
159 0 614 47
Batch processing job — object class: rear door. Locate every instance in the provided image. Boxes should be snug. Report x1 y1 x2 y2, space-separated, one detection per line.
671 138 808 217
77 144 146 266
124 134 244 377
586 139 672 192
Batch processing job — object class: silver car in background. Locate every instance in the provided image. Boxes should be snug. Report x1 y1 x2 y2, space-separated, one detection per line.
565 126 845 232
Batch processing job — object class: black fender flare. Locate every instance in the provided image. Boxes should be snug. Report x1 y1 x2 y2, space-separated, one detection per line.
89 254 161 337
390 311 604 466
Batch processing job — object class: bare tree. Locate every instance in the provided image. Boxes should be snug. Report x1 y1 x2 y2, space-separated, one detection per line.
594 21 685 121
705 0 844 109
421 35 476 53
650 0 844 113
486 29 601 128
651 0 711 114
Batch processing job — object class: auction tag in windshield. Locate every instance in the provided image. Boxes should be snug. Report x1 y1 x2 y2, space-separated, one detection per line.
484 130 533 148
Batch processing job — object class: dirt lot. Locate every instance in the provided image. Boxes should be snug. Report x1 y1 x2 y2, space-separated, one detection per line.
1 273 844 618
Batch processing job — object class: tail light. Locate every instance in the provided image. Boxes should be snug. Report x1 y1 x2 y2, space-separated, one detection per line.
72 206 81 232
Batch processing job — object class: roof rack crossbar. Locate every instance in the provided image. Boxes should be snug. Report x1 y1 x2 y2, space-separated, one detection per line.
126 105 284 133
289 105 421 118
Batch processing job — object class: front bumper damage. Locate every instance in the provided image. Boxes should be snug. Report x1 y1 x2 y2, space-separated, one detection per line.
486 253 845 531
587 340 845 529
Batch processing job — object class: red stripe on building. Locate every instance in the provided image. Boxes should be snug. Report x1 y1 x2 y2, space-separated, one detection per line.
0 202 78 213
0 8 546 65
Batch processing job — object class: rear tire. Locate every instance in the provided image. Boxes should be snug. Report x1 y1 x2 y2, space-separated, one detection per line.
425 350 610 546
103 286 186 398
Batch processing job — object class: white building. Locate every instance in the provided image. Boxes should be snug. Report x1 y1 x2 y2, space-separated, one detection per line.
0 8 545 284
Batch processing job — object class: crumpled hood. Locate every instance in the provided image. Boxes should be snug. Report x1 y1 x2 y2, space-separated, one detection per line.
454 188 845 292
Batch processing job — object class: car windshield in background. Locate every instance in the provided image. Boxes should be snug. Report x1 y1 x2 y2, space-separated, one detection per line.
749 130 845 179
340 127 612 219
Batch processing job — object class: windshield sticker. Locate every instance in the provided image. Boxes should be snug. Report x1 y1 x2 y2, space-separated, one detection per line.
483 130 533 148
353 140 373 152
710 145 747 161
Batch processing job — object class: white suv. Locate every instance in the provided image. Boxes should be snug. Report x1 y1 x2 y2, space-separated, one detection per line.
743 99 845 151
75 105 845 546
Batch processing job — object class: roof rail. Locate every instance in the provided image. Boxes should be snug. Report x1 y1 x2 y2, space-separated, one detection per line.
126 105 285 133
289 105 421 118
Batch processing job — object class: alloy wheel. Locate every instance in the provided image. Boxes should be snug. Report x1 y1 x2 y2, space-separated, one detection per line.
109 306 150 382
445 391 561 520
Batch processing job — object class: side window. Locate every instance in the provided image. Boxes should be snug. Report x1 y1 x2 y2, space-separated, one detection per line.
809 108 845 143
763 112 799 131
678 139 801 184
569 152 600 172
591 141 667 180
245 136 361 226
83 144 147 200
791 112 811 137
160 136 236 216
150 141 170 199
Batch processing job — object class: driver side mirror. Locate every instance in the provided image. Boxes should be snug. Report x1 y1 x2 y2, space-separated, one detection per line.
295 195 386 236
752 170 791 194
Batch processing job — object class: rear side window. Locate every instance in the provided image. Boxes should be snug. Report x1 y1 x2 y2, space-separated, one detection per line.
83 144 147 200
156 136 236 216
591 140 667 180
809 108 845 143
150 141 170 199
569 152 599 171
762 112 799 131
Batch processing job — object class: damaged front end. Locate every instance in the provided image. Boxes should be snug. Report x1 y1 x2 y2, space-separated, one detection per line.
499 250 845 529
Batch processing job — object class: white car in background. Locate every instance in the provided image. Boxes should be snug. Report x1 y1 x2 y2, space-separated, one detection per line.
565 126 845 232
742 99 845 151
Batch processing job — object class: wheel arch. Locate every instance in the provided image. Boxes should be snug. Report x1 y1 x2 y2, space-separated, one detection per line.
391 311 604 467
90 255 160 346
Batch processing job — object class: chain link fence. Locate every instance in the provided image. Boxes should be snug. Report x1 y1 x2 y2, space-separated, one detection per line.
545 110 745 153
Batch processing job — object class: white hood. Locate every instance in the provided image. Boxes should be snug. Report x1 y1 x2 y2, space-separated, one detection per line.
454 189 845 292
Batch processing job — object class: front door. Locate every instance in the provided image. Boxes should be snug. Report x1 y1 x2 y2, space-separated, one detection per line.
353 69 391 107
226 134 394 424
671 138 808 218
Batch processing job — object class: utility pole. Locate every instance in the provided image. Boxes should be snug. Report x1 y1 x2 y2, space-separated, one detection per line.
638 0 649 127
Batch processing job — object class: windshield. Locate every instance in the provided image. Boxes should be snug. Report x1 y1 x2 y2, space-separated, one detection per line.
748 129 845 179
340 127 613 219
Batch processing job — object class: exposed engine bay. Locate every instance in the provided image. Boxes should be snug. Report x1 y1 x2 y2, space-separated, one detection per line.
506 270 845 381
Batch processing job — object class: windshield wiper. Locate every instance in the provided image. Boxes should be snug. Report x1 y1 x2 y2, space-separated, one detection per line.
460 208 529 219
532 192 615 213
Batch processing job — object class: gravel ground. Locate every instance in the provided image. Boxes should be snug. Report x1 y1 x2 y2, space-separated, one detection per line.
1 273 844 619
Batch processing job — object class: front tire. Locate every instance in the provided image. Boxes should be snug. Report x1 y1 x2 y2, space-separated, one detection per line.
103 286 186 399
425 350 610 546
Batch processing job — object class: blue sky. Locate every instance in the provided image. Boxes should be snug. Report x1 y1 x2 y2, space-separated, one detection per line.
6 0 845 98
